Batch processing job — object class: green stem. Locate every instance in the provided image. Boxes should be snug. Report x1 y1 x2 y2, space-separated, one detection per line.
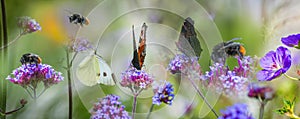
283 74 300 81
132 94 138 119
66 49 73 119
3 105 25 115
1 0 8 118
188 77 219 118
259 101 266 119
0 33 22 50
146 104 154 119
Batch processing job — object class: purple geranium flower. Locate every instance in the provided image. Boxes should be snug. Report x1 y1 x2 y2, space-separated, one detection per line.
257 46 291 81
281 33 300 48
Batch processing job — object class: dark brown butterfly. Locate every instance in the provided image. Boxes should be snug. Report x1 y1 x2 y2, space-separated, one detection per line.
131 23 148 70
176 17 202 58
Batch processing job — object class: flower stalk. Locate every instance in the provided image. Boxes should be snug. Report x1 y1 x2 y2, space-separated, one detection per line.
146 104 154 119
188 77 219 118
0 99 27 116
259 101 266 119
1 0 8 118
283 74 300 81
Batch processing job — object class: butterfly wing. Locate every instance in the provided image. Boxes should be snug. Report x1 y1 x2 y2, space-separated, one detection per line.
131 23 148 70
176 35 197 57
137 23 147 68
96 56 115 85
131 25 141 70
76 53 100 86
178 17 202 58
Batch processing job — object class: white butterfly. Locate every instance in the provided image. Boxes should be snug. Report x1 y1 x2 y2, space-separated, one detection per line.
76 51 115 86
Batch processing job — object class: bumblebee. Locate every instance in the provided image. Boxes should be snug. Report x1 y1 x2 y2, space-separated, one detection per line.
68 13 89 26
20 53 42 65
211 38 246 64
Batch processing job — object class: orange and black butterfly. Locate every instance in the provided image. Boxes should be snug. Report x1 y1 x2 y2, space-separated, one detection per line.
176 17 202 58
131 23 147 70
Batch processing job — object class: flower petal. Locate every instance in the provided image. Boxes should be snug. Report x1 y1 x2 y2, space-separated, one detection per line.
275 46 291 72
257 69 282 81
281 34 300 47
259 51 276 70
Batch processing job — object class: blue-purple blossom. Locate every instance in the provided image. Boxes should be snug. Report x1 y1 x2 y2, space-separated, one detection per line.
17 16 41 34
201 56 253 95
248 84 275 101
68 37 93 52
152 81 175 105
90 95 131 119
120 66 153 90
218 103 254 119
281 33 300 48
256 46 291 81
6 64 63 88
167 54 190 74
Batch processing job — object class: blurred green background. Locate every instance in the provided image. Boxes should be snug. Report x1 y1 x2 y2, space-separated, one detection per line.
1 0 300 119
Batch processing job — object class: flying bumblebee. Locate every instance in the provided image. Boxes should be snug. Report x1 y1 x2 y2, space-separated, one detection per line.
68 13 89 26
211 38 246 64
20 53 42 65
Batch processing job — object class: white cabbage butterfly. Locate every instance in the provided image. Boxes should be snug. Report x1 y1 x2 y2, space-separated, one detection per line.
76 51 115 86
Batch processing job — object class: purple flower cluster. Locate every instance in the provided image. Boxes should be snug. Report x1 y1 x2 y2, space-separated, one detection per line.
152 81 175 105
257 47 291 81
6 64 63 88
202 56 253 95
218 103 254 119
68 37 93 52
120 67 153 90
90 95 131 119
167 54 190 74
168 54 202 80
281 33 300 48
248 84 275 101
17 16 41 34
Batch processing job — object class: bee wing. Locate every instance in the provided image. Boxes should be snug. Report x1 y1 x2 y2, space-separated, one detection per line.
76 52 100 86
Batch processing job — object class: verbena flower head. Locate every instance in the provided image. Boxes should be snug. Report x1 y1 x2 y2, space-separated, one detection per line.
167 54 189 74
6 64 63 88
202 56 253 95
120 67 153 91
152 81 175 105
17 16 41 34
248 84 275 101
218 103 254 119
90 95 131 119
257 46 291 81
281 33 300 48
68 37 93 52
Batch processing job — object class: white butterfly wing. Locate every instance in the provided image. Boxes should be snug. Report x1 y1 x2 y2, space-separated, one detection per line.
96 56 115 85
76 54 100 86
